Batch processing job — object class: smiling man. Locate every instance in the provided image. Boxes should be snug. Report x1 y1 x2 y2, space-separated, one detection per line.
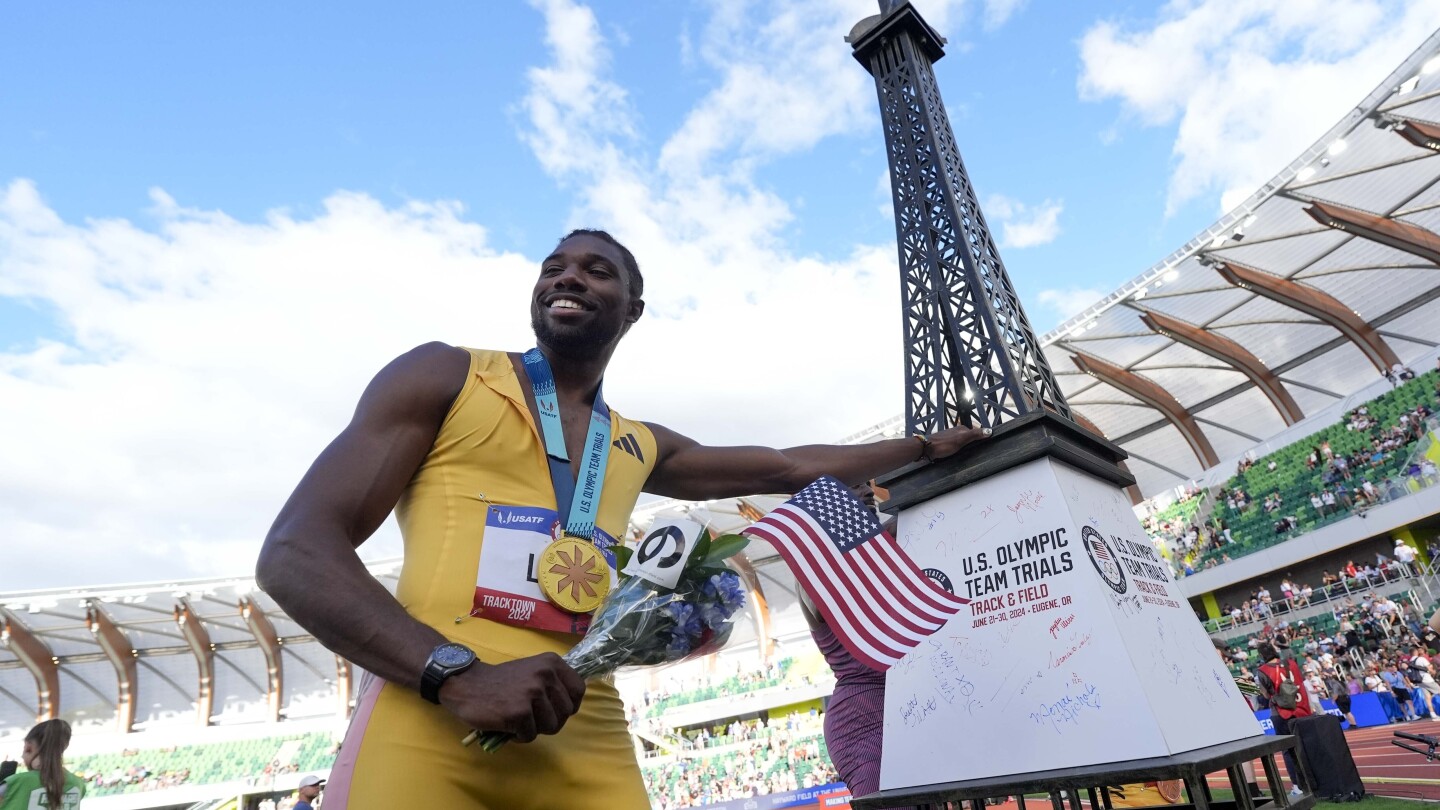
257 229 987 808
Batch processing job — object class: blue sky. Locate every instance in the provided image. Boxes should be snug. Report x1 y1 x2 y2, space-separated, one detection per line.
3 0 1438 587
0 1 1260 344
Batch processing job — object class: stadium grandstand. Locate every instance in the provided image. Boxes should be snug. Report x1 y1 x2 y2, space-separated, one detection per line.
6 25 1440 810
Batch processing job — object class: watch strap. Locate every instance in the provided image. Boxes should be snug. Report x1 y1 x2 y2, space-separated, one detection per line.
420 643 475 704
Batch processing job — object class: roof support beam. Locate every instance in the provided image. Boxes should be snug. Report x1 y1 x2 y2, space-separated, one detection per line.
1139 309 1304 425
0 609 60 723
86 602 137 733
1111 275 1440 448
336 656 353 719
1394 116 1440 152
733 554 775 663
1213 259 1401 374
1071 352 1219 469
733 501 777 664
1070 412 1144 506
174 598 214 727
1304 199 1440 266
240 597 284 722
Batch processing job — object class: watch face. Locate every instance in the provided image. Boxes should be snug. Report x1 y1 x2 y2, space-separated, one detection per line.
434 643 474 667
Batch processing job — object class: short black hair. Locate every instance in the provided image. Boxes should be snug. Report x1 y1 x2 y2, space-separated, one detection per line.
1257 642 1279 661
559 229 644 300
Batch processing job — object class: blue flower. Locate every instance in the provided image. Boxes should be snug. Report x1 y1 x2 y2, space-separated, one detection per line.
703 572 746 613
667 599 703 640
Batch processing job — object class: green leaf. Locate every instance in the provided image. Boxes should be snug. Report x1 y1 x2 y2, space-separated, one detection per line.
701 534 749 565
613 545 633 571
688 565 733 581
689 528 713 566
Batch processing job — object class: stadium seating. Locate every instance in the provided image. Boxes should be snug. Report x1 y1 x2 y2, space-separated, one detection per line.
642 657 798 717
640 711 835 809
66 731 337 797
1177 371 1439 570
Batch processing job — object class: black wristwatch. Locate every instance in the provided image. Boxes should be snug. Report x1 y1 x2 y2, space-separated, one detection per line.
420 642 477 704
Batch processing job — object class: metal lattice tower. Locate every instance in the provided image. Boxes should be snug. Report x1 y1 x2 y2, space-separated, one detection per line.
850 3 1070 434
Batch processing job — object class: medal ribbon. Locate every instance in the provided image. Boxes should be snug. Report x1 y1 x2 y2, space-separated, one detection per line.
522 348 612 540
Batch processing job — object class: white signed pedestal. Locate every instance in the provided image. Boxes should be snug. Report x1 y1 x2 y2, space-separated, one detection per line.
877 417 1259 792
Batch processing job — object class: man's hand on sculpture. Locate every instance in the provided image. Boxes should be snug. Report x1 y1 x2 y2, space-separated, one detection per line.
922 424 991 461
439 652 587 743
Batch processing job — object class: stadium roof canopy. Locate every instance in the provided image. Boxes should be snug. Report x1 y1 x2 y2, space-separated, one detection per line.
1035 30 1440 499
0 565 400 739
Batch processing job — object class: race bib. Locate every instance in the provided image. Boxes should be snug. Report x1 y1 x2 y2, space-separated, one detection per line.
472 505 618 634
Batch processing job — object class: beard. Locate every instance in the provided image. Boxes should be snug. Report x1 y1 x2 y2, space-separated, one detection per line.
531 309 625 359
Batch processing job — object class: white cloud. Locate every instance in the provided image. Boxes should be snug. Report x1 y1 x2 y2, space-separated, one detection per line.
983 0 1029 30
1078 0 1440 215
1037 286 1107 321
984 194 1064 248
656 0 977 179
0 176 911 589
1 0 1040 589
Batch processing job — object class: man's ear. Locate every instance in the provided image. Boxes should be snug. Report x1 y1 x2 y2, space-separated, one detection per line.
627 298 645 324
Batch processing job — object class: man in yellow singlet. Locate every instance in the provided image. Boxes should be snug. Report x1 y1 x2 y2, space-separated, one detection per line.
257 229 986 809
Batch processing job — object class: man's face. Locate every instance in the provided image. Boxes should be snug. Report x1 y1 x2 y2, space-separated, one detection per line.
531 234 644 359
300 785 321 800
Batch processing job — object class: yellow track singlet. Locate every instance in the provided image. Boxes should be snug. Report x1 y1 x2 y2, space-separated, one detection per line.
326 348 657 809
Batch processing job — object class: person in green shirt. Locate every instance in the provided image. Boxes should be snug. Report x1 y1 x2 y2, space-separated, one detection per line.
0 720 85 809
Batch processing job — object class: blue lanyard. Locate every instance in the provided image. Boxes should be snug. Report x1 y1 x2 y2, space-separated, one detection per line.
521 348 612 540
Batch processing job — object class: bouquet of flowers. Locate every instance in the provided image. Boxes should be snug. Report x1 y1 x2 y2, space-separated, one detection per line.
463 528 749 751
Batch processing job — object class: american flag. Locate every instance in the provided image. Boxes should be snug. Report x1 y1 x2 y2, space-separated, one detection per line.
742 476 969 671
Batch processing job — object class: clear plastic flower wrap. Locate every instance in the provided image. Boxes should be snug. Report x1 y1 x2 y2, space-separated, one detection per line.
464 529 749 752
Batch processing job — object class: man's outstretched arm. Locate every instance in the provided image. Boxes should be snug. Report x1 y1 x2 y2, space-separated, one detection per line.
642 422 987 501
256 342 585 743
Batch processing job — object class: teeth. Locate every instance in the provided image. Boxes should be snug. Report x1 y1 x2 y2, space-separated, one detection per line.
551 299 584 310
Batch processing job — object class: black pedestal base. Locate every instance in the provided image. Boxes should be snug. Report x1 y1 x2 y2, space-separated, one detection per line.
877 412 1134 512
851 735 1313 810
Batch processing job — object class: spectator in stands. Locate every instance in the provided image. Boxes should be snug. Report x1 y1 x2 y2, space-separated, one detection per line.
1365 665 1399 720
1408 647 1440 717
1303 669 1327 716
1395 538 1419 575
1322 667 1356 726
1381 663 1420 721
1257 643 1310 795
295 775 323 810
0 720 84 810
1386 477 1406 501
1360 479 1380 504
1421 621 1440 655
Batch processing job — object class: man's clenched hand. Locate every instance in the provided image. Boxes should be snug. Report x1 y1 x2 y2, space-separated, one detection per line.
440 652 587 743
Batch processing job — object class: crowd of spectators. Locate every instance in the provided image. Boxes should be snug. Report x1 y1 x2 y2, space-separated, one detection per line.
1143 370 1440 578
76 761 191 793
1216 545 1426 628
1219 592 1440 724
638 657 831 718
642 710 837 810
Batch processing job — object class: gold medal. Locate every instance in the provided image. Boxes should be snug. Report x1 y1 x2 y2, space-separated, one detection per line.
537 536 611 613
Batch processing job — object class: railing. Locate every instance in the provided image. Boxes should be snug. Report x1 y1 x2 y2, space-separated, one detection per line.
1204 560 1433 636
